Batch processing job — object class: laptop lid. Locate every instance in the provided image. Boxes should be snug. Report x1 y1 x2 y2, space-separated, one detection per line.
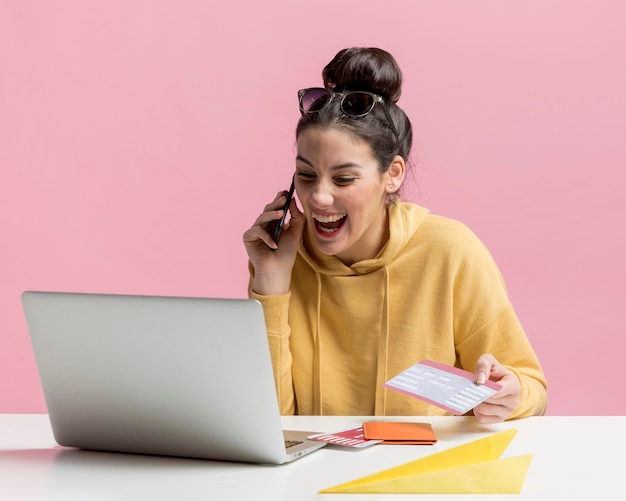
21 291 325 464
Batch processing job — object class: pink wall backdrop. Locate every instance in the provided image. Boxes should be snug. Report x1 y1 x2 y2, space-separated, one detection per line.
1 1 624 415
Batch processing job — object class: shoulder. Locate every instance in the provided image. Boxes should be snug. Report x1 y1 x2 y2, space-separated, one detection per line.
396 202 486 254
397 203 501 274
421 212 483 249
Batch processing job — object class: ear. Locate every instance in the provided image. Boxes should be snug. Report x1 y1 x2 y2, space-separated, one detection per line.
385 155 406 194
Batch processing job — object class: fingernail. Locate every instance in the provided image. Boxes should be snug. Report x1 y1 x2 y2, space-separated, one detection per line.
476 372 487 384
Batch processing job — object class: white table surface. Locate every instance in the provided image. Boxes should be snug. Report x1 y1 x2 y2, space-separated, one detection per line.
0 414 623 500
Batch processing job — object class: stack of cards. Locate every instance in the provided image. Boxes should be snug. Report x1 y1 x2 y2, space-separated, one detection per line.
309 422 437 448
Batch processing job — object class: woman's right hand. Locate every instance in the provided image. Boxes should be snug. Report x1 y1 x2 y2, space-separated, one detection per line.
243 189 304 296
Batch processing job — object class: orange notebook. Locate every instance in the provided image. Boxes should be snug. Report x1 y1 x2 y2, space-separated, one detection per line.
362 421 437 445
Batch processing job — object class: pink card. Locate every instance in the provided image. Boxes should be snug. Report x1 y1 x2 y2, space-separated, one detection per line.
308 427 382 448
384 360 502 415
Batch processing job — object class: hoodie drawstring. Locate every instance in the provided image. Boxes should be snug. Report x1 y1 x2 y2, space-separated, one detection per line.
313 271 323 415
374 266 391 415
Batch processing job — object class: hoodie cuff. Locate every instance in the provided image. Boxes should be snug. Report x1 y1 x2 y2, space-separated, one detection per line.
503 365 548 419
249 290 291 337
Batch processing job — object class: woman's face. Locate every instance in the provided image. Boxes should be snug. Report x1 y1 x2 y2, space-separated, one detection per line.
295 126 394 266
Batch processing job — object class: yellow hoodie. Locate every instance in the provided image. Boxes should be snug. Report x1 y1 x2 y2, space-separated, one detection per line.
250 201 547 418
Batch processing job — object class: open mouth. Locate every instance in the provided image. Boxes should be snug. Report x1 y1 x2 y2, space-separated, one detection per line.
312 212 347 236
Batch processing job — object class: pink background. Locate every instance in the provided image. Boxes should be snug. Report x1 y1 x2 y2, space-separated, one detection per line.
1 1 624 415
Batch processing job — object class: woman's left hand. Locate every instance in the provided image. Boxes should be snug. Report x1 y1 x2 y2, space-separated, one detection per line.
472 353 521 423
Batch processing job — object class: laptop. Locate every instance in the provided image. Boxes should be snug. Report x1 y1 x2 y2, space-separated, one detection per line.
21 291 326 464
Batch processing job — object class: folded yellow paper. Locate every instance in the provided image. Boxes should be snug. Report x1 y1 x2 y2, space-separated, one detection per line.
320 428 533 494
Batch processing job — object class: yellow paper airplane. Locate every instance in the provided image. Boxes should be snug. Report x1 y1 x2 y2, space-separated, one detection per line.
320 428 533 494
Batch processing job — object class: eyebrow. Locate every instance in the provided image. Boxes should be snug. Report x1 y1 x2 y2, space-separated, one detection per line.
295 154 363 171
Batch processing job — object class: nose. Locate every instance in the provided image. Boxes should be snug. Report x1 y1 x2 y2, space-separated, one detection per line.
310 181 334 208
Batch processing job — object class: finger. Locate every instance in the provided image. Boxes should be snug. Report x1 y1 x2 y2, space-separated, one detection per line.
244 210 285 250
248 209 283 231
474 353 500 384
243 225 277 250
474 399 514 422
261 190 292 214
482 388 511 403
285 197 303 223
474 408 507 424
475 361 493 385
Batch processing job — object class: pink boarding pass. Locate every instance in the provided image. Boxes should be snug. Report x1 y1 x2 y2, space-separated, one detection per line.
308 427 382 448
384 360 502 415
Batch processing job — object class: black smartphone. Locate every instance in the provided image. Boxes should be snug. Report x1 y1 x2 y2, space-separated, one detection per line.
267 175 295 248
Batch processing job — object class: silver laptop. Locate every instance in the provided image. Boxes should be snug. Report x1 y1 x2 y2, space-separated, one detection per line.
21 291 326 464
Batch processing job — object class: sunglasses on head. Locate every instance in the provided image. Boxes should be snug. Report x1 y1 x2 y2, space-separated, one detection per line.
298 87 399 139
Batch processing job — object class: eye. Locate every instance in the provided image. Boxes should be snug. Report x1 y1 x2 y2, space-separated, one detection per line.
296 171 316 182
334 177 356 185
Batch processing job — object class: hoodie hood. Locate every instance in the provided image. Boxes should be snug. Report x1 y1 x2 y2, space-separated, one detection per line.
298 200 429 276
295 201 429 415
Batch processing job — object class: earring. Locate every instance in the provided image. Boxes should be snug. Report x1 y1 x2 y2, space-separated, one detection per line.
388 184 394 190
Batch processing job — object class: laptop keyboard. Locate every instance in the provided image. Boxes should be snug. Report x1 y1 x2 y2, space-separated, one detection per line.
285 439 303 449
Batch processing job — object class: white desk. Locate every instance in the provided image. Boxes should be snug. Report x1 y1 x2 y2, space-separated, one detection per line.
0 414 622 500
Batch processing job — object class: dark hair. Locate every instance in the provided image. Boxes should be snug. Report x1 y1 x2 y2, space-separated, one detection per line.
296 47 413 175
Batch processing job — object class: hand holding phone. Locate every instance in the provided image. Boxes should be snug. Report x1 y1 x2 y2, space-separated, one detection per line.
267 175 295 248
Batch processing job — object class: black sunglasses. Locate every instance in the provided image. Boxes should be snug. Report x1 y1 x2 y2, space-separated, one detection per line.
298 87 399 139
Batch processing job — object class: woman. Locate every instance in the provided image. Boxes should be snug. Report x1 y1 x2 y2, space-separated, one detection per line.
243 47 547 423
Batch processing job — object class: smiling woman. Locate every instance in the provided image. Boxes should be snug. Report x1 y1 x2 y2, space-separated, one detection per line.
294 126 400 264
242 47 548 424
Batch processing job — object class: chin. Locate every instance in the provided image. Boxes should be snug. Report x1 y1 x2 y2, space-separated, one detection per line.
311 232 346 256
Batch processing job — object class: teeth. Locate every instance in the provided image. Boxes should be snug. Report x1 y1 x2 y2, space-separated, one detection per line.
313 213 346 223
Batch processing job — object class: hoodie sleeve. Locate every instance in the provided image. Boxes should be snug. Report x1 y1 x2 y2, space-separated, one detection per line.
445 224 548 419
249 290 297 415
456 304 548 419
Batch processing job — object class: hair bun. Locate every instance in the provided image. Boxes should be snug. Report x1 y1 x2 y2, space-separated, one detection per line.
322 47 403 103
